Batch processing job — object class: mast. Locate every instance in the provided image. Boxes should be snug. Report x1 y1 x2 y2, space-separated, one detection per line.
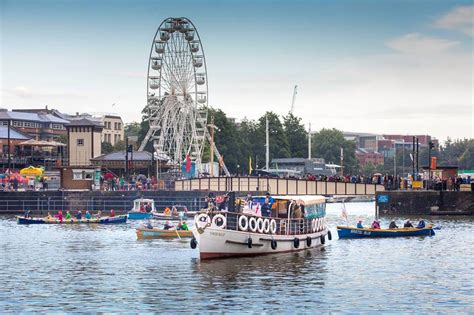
265 116 269 171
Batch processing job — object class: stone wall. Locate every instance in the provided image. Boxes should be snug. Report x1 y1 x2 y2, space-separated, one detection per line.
376 191 474 216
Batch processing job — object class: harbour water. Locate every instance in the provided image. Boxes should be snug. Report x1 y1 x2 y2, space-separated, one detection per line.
1 202 473 312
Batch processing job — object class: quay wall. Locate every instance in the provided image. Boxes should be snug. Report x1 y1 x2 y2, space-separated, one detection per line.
375 191 474 216
0 190 215 214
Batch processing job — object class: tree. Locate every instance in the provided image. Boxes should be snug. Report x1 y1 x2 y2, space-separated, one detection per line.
101 142 113 154
312 128 358 174
114 140 126 151
283 112 308 158
459 140 474 169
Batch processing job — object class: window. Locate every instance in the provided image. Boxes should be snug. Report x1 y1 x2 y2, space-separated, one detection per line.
114 122 117 130
77 139 84 146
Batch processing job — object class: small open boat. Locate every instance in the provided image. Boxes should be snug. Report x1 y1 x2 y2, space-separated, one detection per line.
136 227 193 239
17 215 128 225
337 226 435 239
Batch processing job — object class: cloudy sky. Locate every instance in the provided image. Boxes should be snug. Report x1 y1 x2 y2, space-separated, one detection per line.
1 0 472 142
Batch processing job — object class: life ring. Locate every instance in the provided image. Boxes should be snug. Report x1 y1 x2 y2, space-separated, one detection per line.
212 214 226 229
271 239 277 250
328 230 332 240
306 236 312 247
195 213 210 229
312 219 316 233
270 219 277 234
238 215 248 232
190 237 197 249
249 217 258 233
257 218 265 234
293 237 300 248
247 237 253 248
320 234 326 245
263 219 270 234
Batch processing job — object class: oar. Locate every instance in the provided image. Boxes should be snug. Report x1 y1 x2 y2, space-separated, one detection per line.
174 228 182 240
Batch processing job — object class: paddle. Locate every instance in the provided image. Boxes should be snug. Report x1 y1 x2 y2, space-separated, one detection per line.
174 228 182 240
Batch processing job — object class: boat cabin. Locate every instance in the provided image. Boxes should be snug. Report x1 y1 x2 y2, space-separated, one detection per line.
131 198 156 213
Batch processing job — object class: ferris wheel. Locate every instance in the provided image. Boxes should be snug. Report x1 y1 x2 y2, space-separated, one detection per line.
139 17 228 175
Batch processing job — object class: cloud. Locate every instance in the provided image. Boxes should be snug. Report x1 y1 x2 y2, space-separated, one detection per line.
109 71 144 79
435 5 474 36
2 86 85 99
386 33 459 54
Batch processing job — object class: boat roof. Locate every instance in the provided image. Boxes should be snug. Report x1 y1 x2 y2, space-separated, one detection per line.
257 195 325 205
134 198 154 202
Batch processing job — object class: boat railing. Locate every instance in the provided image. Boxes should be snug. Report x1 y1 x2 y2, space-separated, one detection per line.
199 210 325 236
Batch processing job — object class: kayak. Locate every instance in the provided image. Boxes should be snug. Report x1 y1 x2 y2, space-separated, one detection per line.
337 226 435 239
17 215 128 225
136 227 193 239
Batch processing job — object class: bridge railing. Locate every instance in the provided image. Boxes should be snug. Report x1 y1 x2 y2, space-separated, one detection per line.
174 176 385 195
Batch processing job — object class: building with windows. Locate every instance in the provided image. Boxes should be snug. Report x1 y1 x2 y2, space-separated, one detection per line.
66 118 103 166
101 115 124 146
0 109 69 141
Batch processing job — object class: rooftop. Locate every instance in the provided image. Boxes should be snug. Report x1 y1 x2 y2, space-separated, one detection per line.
0 126 31 140
67 118 104 127
0 111 70 124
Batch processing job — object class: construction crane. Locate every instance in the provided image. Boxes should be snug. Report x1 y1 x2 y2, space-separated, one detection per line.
290 85 298 114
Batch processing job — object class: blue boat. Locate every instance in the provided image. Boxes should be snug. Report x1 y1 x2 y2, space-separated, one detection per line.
128 198 155 220
17 215 127 225
337 226 435 239
128 212 153 220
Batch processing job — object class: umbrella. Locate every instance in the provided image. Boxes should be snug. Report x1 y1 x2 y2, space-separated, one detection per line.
137 174 147 181
373 173 382 176
20 166 43 176
103 172 115 180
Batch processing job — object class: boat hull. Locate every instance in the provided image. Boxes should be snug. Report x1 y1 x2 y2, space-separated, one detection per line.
17 215 127 225
337 226 435 239
128 212 152 220
136 228 193 239
193 227 328 259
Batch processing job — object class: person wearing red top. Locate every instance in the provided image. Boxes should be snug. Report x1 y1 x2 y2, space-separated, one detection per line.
110 209 115 217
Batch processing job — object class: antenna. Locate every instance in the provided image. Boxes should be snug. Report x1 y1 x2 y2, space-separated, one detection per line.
290 85 298 114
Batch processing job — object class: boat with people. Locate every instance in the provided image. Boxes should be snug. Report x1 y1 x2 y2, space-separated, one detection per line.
128 198 156 220
337 225 435 238
190 194 331 259
152 205 196 221
17 210 128 225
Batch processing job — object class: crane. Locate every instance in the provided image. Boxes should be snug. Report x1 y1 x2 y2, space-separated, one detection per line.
290 85 298 114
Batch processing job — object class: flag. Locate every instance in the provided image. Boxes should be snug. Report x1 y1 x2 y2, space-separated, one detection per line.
249 156 253 175
185 154 191 173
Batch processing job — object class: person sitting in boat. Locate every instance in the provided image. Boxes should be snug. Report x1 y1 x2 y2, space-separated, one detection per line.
389 220 399 229
95 210 102 218
145 203 152 213
261 198 272 217
65 210 72 220
85 211 92 220
76 210 82 220
56 210 63 222
357 220 364 228
23 209 32 218
371 220 381 229
164 207 171 216
172 206 178 217
218 195 229 212
416 220 426 229
404 220 414 228
163 221 173 230
146 221 153 229
139 203 145 213
181 221 189 231
176 220 183 230
46 212 53 220
110 209 116 217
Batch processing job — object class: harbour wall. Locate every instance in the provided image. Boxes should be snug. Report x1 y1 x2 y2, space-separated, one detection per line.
0 190 213 214
375 191 474 216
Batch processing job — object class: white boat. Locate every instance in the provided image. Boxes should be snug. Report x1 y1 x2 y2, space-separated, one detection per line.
128 198 156 220
191 195 331 259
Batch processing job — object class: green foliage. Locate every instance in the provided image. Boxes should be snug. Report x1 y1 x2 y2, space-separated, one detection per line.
283 112 308 158
101 142 113 154
114 140 126 151
312 128 359 174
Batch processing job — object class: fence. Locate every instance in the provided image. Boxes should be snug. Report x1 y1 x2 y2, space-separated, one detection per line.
175 176 385 196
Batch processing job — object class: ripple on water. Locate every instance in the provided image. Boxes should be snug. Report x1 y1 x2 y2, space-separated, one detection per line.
0 204 473 312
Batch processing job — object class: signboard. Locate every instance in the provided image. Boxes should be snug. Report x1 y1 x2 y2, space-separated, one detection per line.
377 194 389 203
412 180 423 189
